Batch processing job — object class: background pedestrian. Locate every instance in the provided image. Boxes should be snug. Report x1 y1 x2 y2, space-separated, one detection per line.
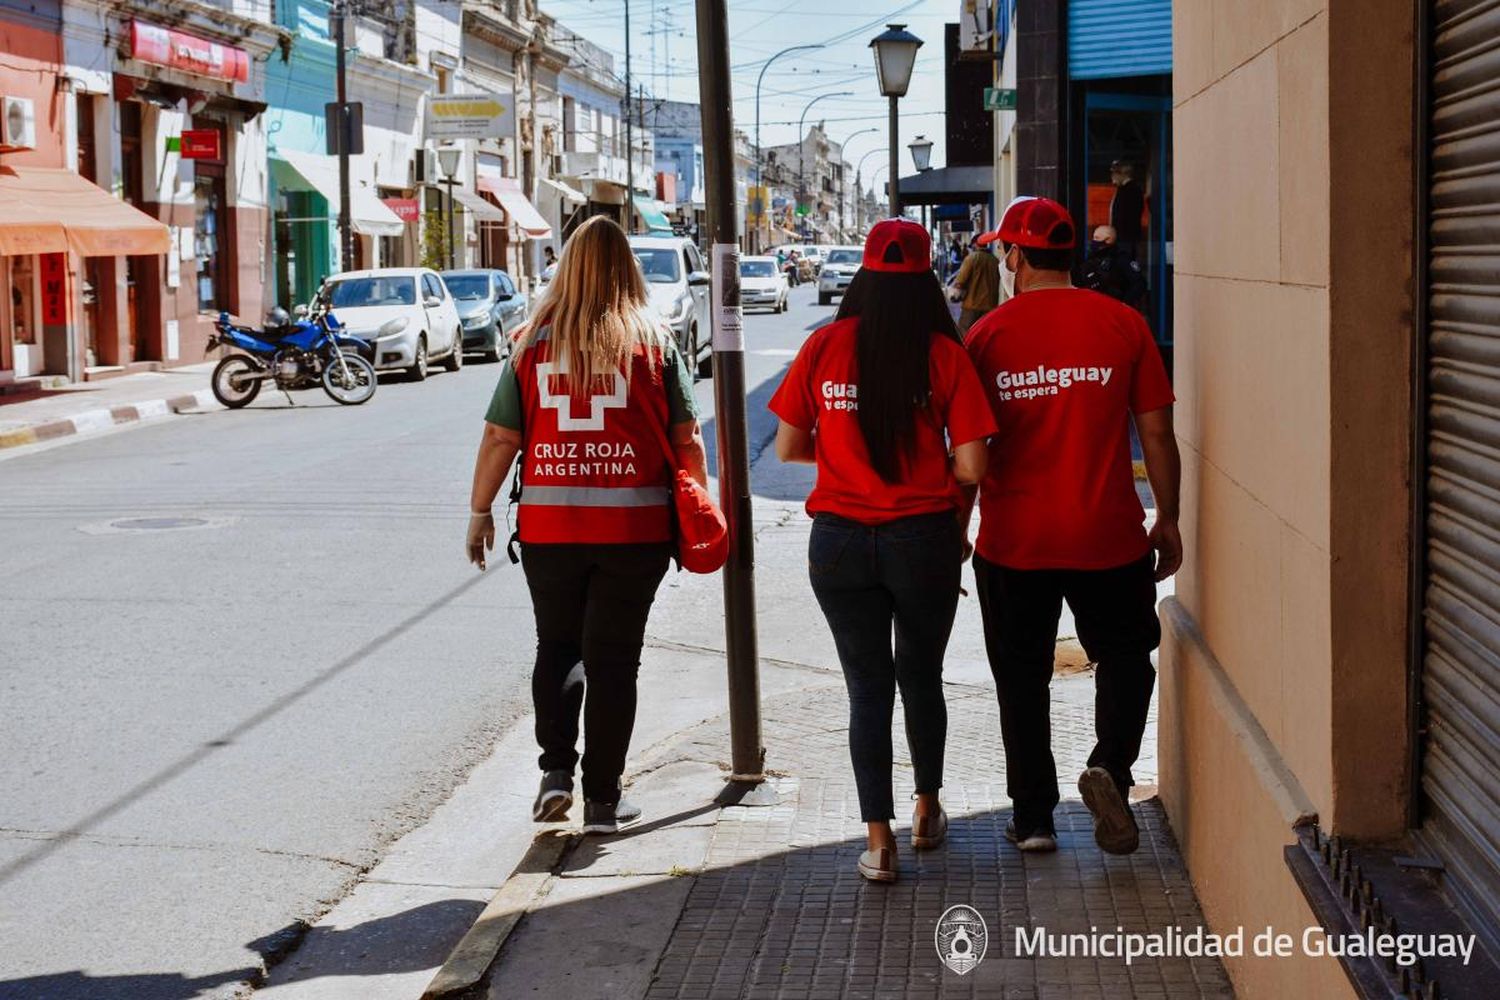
950 236 1000 334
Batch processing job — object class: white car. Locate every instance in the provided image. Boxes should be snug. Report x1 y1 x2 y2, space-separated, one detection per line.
739 256 789 313
322 268 464 381
817 246 865 306
628 233 712 375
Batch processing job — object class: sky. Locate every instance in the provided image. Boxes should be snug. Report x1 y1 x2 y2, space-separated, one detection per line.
542 0 958 194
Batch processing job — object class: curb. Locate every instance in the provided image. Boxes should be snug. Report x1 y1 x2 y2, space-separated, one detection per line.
0 389 218 451
420 831 573 999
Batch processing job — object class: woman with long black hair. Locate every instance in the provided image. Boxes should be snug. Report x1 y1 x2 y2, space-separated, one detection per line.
768 220 997 882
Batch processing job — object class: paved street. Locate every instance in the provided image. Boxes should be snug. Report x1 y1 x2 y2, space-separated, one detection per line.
0 285 832 999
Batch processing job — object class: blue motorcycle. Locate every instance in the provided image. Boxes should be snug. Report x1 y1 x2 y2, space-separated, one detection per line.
207 302 377 408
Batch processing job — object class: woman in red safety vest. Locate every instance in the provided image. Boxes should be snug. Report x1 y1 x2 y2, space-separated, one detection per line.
466 215 708 836
769 219 998 883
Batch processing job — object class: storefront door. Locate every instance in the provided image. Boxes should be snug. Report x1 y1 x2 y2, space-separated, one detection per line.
1080 92 1172 366
7 257 41 377
1416 0 1500 956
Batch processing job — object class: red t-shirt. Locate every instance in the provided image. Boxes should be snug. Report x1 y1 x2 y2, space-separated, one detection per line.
769 317 998 524
965 287 1174 570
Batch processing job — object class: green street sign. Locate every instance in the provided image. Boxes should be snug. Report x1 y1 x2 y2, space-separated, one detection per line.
983 87 1017 112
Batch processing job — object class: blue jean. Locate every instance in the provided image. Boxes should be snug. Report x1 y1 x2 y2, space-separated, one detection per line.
807 511 963 821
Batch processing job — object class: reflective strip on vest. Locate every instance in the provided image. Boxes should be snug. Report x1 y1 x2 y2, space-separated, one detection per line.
519 485 670 508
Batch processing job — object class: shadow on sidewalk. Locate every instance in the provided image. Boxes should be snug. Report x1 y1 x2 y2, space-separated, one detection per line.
483 795 1235 999
0 900 485 1000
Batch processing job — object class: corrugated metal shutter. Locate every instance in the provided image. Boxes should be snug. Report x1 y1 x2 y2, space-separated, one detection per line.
1421 0 1500 939
1067 0 1172 80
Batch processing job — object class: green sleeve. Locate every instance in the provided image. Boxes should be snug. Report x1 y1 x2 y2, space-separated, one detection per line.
483 359 523 430
664 340 698 424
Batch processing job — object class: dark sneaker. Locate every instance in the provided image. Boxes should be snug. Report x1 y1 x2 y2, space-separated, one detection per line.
532 770 573 823
1005 818 1058 853
1077 767 1140 854
582 797 642 835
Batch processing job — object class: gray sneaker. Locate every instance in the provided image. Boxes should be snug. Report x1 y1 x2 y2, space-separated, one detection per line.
1078 767 1140 854
582 797 642 835
532 770 573 823
1005 818 1058 853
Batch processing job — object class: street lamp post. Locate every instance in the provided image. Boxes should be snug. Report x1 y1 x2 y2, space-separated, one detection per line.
869 23 923 216
437 145 461 271
795 91 852 241
836 126 878 239
753 44 824 252
870 163 889 217
908 134 934 172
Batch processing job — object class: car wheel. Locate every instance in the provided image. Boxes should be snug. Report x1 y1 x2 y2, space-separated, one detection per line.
409 335 428 382
444 329 463 372
818 292 831 306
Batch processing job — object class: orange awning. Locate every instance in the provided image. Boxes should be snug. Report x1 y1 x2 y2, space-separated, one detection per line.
476 176 553 239
0 166 171 257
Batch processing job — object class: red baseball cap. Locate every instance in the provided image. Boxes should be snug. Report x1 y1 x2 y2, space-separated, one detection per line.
977 196 1076 250
862 218 931 273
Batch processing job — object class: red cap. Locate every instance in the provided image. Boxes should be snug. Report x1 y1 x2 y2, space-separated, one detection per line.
861 218 931 273
978 196 1076 250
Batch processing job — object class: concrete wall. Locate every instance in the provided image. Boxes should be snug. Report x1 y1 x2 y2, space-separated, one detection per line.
1162 0 1414 995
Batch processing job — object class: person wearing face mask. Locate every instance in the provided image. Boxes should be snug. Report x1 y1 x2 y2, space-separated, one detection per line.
948 235 1000 334
1081 225 1148 312
963 196 1182 859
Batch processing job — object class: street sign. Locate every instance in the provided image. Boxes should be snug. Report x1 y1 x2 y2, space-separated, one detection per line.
325 101 365 155
426 92 514 141
178 129 220 160
983 87 1017 112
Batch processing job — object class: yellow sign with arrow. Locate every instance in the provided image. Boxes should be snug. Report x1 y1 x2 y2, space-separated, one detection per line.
426 92 514 140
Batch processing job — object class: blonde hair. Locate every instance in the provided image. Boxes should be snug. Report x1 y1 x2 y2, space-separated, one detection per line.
517 215 663 384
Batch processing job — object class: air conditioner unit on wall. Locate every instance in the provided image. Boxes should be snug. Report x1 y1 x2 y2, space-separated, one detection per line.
1 96 36 151
411 149 436 186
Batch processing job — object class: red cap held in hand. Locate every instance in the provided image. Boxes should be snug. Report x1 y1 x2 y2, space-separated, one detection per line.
862 218 932 273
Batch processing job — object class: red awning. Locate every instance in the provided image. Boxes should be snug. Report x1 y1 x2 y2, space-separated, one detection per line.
475 176 552 238
0 166 171 257
381 198 420 223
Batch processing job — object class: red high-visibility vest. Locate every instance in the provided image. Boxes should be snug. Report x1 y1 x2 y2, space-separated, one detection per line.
512 330 673 545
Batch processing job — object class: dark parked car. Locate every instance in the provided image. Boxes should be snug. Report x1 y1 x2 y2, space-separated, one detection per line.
441 269 529 362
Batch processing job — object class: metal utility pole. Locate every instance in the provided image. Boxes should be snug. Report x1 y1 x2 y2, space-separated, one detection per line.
695 0 771 803
333 0 353 269
623 0 635 233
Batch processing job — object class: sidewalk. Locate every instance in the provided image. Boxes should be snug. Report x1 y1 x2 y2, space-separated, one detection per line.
456 502 1232 1000
474 678 1230 1000
0 364 218 451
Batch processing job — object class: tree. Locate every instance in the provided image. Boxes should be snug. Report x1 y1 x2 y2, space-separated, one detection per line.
420 210 448 271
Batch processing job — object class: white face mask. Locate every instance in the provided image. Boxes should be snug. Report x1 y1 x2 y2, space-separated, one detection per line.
1000 247 1018 299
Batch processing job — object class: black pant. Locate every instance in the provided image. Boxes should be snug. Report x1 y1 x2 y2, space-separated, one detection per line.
521 542 671 804
972 553 1160 834
807 512 962 821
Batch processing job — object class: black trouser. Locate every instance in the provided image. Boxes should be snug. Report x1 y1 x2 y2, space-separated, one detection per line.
521 541 671 805
807 512 962 822
971 553 1160 834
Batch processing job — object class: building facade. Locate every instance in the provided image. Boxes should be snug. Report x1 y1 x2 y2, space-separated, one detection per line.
1165 0 1500 996
0 0 285 381
1008 0 1173 359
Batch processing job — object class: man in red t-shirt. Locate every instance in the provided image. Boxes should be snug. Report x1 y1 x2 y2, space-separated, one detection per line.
964 197 1182 856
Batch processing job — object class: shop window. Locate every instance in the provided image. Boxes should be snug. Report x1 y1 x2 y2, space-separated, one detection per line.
194 167 228 312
